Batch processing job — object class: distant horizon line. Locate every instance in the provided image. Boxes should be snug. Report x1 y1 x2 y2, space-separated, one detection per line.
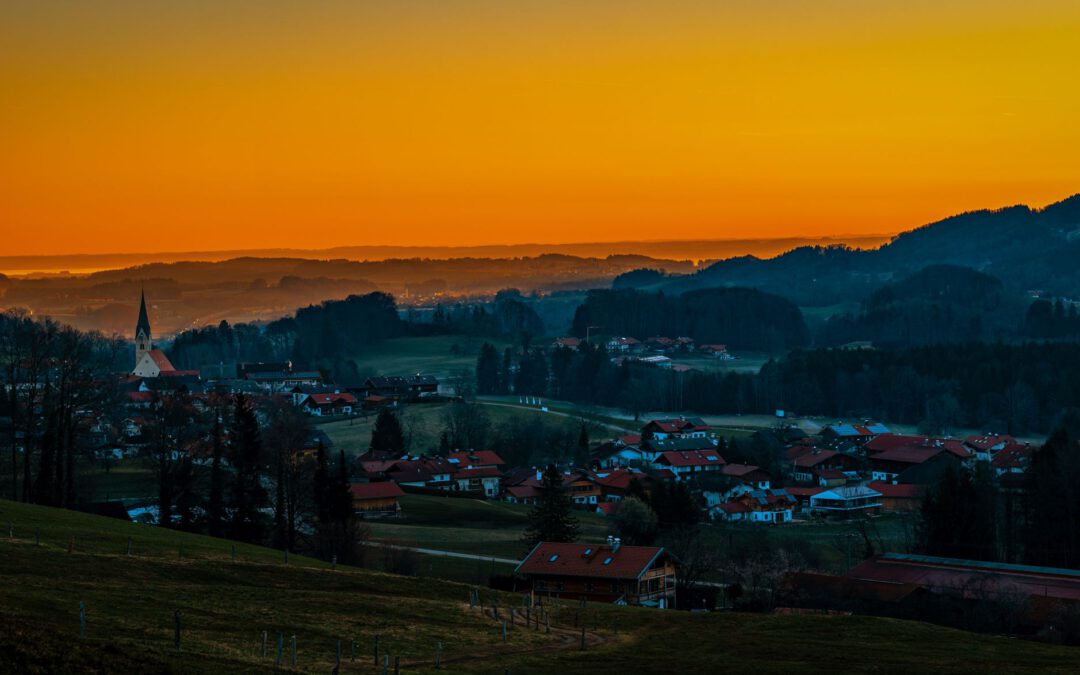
0 233 893 269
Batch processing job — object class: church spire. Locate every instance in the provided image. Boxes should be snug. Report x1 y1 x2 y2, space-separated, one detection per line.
136 289 152 341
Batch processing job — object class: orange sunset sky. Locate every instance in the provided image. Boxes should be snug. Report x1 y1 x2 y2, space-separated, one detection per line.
1 0 1079 256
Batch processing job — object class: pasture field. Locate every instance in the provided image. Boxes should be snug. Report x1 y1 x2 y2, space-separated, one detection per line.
2 499 1079 674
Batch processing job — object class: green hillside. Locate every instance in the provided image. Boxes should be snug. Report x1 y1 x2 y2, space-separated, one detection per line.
3 498 1080 674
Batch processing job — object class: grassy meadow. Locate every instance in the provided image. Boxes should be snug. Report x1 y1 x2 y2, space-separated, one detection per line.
3 499 1080 674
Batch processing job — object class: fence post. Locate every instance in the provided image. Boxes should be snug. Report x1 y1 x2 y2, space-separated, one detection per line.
350 639 356 661
79 602 86 639
276 633 283 667
261 630 267 658
435 640 443 668
127 537 133 556
502 621 507 643
174 610 182 651
332 554 337 570
394 656 400 675
290 634 297 667
335 639 341 671
382 654 389 675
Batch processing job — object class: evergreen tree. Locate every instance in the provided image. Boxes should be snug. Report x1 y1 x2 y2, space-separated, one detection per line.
227 394 267 544
207 416 225 537
576 423 590 464
369 408 405 454
313 441 330 525
523 464 579 548
476 341 500 395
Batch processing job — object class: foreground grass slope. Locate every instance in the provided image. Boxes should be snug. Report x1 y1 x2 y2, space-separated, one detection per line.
2 498 1080 674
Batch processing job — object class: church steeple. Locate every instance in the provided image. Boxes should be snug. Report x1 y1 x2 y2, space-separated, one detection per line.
134 289 152 369
136 289 152 342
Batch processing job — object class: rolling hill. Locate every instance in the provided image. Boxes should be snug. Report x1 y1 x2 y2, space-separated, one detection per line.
4 499 1080 673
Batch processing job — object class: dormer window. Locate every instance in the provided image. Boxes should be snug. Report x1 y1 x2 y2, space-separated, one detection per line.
549 554 559 562
603 557 613 565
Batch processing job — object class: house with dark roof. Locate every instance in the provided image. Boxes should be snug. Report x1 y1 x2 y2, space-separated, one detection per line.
653 448 725 479
516 540 678 608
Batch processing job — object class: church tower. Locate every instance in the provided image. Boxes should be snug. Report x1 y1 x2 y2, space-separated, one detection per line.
135 290 152 369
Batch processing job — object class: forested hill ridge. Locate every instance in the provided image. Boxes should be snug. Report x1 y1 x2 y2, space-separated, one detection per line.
651 194 1080 305
571 287 810 351
817 265 1024 347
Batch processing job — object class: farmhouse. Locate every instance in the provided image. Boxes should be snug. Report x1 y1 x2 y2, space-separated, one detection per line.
654 449 725 479
517 540 678 608
350 482 404 517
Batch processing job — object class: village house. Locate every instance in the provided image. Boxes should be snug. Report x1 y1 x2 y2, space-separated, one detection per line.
809 485 882 517
453 467 502 497
820 422 891 448
605 336 642 354
296 391 357 417
789 448 863 484
653 449 726 480
350 482 404 517
641 417 711 440
964 433 1017 461
713 489 797 523
516 540 678 608
698 343 731 359
721 463 771 490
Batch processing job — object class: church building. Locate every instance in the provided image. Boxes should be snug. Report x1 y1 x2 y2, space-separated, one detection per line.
132 291 178 378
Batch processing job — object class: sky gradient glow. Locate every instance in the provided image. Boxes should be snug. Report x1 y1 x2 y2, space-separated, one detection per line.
2 1 1079 255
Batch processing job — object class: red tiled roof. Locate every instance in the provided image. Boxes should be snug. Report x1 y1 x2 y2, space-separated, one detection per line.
870 446 943 466
147 349 174 371
722 463 763 478
992 443 1034 469
507 485 542 500
349 482 404 500
447 450 506 467
308 392 357 406
786 486 828 498
719 502 751 514
619 434 642 446
965 434 1016 451
867 481 925 498
659 450 725 468
127 391 153 403
454 466 502 479
792 450 838 468
517 542 667 580
594 469 640 490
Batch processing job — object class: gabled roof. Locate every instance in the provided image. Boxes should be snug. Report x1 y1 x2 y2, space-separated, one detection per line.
658 449 725 468
991 442 1034 470
147 349 174 371
722 463 765 478
867 481 925 499
453 466 502 479
349 482 404 500
516 542 669 580
447 450 506 467
792 449 839 468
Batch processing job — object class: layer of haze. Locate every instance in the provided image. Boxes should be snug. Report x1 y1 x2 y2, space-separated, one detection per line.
2 0 1078 256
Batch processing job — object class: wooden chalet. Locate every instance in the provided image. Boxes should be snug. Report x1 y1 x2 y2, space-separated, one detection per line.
517 541 678 608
